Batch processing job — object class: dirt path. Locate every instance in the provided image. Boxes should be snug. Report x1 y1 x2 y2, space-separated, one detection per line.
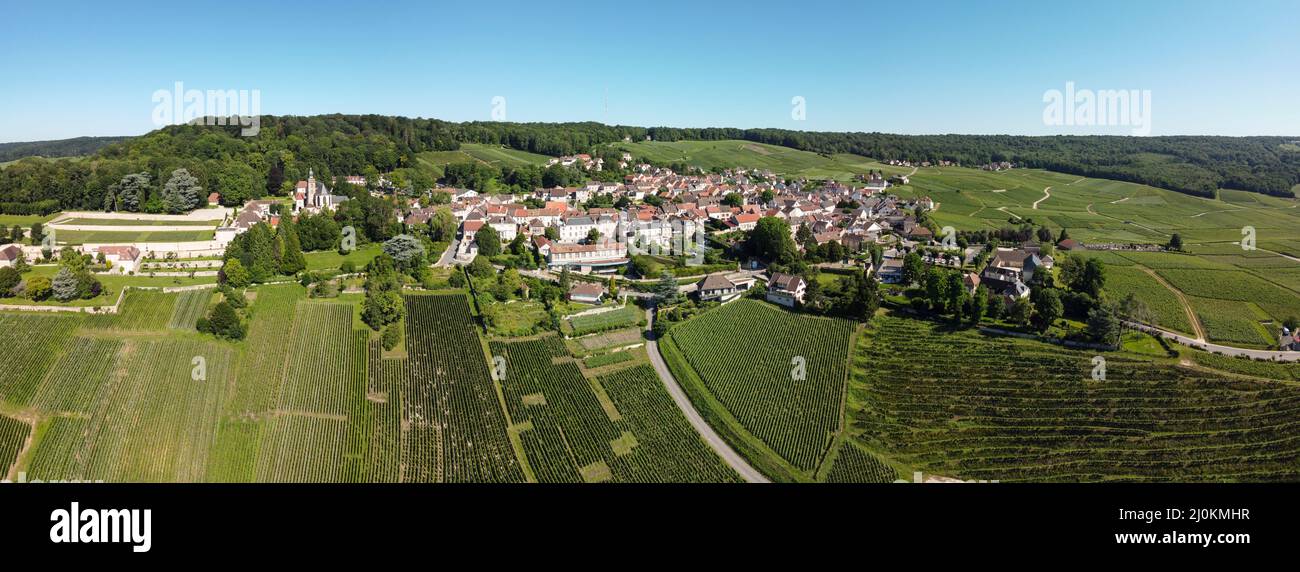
1138 266 1206 342
644 308 768 483
997 206 1022 221
1086 203 1169 236
1032 187 1052 209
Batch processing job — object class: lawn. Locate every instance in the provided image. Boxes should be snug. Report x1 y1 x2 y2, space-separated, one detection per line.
54 218 217 227
304 243 383 272
53 229 216 245
0 213 59 227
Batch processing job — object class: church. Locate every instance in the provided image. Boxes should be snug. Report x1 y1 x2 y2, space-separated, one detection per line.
293 170 349 213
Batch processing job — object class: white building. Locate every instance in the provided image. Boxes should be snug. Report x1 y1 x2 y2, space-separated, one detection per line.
765 272 807 307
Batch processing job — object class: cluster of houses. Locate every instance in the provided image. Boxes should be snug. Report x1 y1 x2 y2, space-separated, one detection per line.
410 165 943 275
0 242 143 274
966 246 1053 303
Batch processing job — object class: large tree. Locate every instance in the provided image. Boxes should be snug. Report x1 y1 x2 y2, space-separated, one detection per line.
382 234 426 270
161 168 203 213
476 225 501 257
278 220 307 275
747 217 796 263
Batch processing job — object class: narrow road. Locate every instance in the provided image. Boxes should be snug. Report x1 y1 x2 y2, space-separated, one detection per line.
1031 186 1052 209
433 238 460 267
1127 321 1300 362
1138 266 1206 342
643 308 769 483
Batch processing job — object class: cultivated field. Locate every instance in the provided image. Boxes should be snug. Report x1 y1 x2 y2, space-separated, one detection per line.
613 139 910 180
848 314 1300 482
491 337 737 482
403 293 524 482
662 299 856 479
566 305 643 336
0 415 30 478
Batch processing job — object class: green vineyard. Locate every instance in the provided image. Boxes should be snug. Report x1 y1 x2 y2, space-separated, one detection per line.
404 293 524 483
0 414 30 478
663 299 855 474
824 441 898 483
0 313 80 406
849 314 1300 482
86 289 177 331
567 305 643 336
169 289 214 330
492 336 738 483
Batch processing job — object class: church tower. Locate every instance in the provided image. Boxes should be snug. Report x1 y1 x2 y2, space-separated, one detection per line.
307 169 317 206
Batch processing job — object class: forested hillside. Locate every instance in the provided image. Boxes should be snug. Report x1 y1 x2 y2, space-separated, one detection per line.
1 115 1296 215
0 136 130 162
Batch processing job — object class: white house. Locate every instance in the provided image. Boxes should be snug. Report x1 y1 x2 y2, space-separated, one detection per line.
766 272 807 307
0 244 21 268
547 241 629 273
94 245 143 274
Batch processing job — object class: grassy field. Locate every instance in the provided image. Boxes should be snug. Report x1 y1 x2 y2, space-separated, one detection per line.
847 313 1300 482
54 218 217 227
0 213 58 227
416 143 553 175
613 139 911 180
303 243 384 272
53 229 216 245
661 299 856 481
0 266 218 308
888 165 1300 246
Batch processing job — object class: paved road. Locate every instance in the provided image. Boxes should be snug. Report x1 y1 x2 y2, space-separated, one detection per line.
1128 321 1300 362
643 308 769 483
433 238 459 267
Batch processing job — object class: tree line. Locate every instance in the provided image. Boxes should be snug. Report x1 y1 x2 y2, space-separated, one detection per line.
4 115 1297 216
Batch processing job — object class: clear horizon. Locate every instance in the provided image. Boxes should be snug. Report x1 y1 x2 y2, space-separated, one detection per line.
2 0 1298 143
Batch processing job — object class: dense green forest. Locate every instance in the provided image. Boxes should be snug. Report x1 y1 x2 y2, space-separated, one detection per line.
0 136 130 163
1 115 1296 215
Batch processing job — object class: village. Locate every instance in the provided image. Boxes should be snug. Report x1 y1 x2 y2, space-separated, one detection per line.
0 157 1080 323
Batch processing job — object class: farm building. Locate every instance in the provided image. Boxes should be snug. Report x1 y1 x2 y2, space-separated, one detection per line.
567 282 606 304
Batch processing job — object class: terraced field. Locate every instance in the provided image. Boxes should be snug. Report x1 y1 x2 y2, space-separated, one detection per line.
662 299 856 477
848 314 1300 482
52 229 216 245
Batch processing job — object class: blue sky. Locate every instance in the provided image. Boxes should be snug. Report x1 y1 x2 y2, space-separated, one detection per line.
1 0 1297 142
